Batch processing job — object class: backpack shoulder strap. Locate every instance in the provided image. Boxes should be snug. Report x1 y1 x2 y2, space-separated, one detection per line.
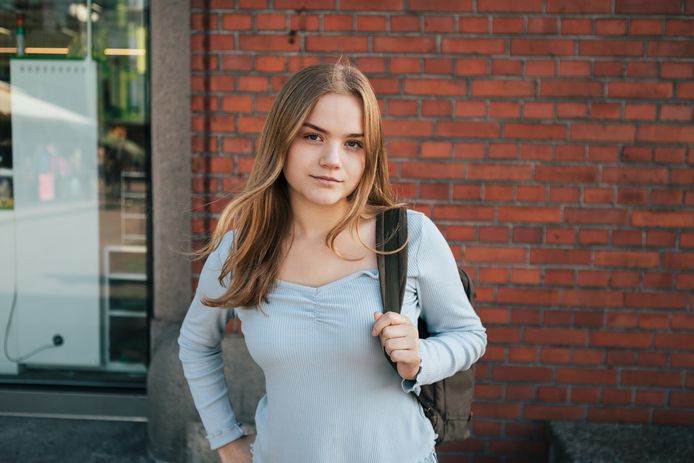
376 207 408 314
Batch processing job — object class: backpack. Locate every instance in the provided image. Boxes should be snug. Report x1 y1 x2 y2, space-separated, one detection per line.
376 207 476 444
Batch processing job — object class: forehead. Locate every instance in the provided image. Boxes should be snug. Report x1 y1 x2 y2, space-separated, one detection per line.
303 93 364 134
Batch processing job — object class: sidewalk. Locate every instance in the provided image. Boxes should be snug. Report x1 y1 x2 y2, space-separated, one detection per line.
0 415 159 462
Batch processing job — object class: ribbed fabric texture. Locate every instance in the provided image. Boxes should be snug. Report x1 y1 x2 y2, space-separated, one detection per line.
178 210 487 463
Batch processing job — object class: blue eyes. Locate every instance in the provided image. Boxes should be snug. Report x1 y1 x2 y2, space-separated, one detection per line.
303 133 363 150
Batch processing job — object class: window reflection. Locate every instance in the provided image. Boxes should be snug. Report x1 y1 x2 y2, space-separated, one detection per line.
0 0 149 387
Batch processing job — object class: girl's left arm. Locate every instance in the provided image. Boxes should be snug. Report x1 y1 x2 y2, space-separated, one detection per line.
403 214 487 395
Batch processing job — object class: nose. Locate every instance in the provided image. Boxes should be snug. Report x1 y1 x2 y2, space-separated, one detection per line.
319 142 341 168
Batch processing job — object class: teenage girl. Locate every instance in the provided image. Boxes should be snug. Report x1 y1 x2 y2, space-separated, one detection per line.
178 62 487 463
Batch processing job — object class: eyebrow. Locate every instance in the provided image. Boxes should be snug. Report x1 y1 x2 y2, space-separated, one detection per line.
302 122 364 138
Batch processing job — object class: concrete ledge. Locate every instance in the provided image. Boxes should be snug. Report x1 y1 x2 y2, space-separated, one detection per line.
548 421 694 463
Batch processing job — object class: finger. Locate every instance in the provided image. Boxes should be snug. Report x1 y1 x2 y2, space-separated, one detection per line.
384 337 416 354
380 324 416 342
388 348 420 364
371 311 410 336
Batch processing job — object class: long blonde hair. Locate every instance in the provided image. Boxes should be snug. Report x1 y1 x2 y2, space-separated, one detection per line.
195 61 402 309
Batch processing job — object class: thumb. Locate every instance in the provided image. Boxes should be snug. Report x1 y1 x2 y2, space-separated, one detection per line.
374 311 383 320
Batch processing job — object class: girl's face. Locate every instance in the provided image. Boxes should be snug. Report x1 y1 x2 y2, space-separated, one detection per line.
283 92 366 211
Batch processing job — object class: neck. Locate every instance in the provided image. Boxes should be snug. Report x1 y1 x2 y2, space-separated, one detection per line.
289 197 353 243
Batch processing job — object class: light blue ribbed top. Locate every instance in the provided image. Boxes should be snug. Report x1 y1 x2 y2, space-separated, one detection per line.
178 210 487 463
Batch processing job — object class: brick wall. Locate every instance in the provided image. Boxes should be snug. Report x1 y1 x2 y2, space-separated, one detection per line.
190 1 694 461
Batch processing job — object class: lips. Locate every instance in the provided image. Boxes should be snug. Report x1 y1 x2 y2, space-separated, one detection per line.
311 175 342 183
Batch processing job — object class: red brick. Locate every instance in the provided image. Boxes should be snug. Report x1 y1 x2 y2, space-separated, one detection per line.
535 166 597 183
603 167 669 184
307 35 369 52
596 19 627 35
607 312 638 329
572 124 636 142
442 38 505 54
491 59 523 75
530 249 590 265
646 230 676 247
625 104 657 120
384 120 433 137
542 348 572 364
649 41 694 57
603 388 632 404
636 391 666 406
433 205 494 221
459 17 489 33
580 40 644 56
541 80 603 97
572 387 601 404
583 188 614 204
424 15 455 32
662 62 694 78
499 206 561 223
559 61 592 77
612 230 641 246
511 268 541 285
389 15 419 32
400 161 464 179
374 36 436 53
524 328 587 346
591 332 653 348
527 17 559 34
548 0 611 13
632 210 694 227
545 228 576 244
679 82 694 98
634 22 671 36
410 0 473 11
423 100 453 116
493 365 552 382
565 208 628 225
595 251 659 268
616 0 682 14
478 0 542 12
545 269 574 286
661 104 693 121
608 82 673 99
578 270 610 287
489 102 521 118
590 103 621 120
654 410 694 426
239 35 300 51
525 405 584 421
464 246 526 263
274 0 334 8
404 78 466 96
626 62 659 77
473 403 522 419
562 290 625 308
511 39 574 56
340 0 403 10
538 386 567 402
438 121 500 138
673 353 694 367
556 368 617 385
561 18 593 34
423 58 453 74
356 15 386 31
524 102 554 118
493 17 524 34
526 60 557 76
588 408 650 423
622 369 683 387
505 123 566 140
485 185 514 200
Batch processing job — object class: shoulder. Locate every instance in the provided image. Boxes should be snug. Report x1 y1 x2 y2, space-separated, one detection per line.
211 230 236 262
405 208 439 244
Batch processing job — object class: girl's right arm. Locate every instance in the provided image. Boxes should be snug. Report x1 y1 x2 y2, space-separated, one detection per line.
177 232 249 452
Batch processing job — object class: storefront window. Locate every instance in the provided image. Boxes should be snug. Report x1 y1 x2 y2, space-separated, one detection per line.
0 0 149 388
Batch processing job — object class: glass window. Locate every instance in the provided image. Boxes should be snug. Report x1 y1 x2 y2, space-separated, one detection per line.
0 0 150 388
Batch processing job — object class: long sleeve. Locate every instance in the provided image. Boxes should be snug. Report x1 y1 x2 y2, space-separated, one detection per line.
403 212 487 395
177 232 244 450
